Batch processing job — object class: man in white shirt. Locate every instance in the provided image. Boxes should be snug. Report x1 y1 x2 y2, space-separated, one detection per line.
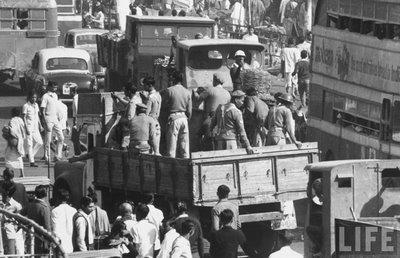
157 218 179 258
51 189 77 253
41 82 64 162
73 196 95 251
131 204 157 258
242 26 259 42
296 35 311 58
170 220 195 258
22 91 43 167
117 202 137 236
269 231 302 258
143 192 164 252
281 37 300 97
92 4 105 29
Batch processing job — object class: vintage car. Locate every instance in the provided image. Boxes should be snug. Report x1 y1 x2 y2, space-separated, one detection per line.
22 47 98 103
64 28 108 84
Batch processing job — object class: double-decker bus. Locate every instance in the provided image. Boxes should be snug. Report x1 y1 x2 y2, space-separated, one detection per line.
0 0 58 83
308 0 400 160
56 0 82 45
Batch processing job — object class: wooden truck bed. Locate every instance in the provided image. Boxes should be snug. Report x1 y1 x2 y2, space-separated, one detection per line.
93 142 319 207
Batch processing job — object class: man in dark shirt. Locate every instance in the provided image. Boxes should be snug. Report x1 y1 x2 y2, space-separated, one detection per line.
209 209 255 258
243 87 269 147
0 168 28 214
292 50 310 107
128 103 156 154
27 185 51 254
172 201 204 258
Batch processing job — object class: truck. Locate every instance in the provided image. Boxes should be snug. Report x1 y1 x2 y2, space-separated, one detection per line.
303 159 400 257
96 15 215 91
54 90 319 256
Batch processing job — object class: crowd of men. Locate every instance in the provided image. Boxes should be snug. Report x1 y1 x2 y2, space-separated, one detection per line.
107 56 305 157
2 82 76 177
0 169 301 257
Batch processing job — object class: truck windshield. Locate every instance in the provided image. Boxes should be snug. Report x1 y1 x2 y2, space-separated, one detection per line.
76 34 97 45
188 46 262 70
46 58 88 70
178 27 212 39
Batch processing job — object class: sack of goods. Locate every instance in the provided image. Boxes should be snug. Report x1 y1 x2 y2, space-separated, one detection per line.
241 68 272 98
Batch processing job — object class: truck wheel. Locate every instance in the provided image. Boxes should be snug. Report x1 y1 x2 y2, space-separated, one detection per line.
0 74 8 84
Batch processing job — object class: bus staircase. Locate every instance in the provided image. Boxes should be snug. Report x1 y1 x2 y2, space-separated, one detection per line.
0 208 66 258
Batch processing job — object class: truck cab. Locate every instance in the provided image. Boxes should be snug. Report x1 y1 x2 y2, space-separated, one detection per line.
304 159 400 257
175 39 264 90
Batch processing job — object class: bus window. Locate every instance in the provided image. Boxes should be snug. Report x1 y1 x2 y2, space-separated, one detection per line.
382 168 400 188
0 9 14 29
16 9 29 30
323 91 334 122
380 98 391 141
392 101 400 142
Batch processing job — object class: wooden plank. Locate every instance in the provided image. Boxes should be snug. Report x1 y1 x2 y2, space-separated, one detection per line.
276 155 309 191
192 148 318 164
239 211 284 223
191 142 318 159
68 249 121 258
238 159 275 196
199 162 238 201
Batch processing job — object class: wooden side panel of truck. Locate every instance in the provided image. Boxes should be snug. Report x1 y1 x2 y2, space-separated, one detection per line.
93 142 319 207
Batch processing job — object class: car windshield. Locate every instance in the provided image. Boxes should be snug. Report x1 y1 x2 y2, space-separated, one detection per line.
76 34 97 45
46 58 88 70
188 45 263 70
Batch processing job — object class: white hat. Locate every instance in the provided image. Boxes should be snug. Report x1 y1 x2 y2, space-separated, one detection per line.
234 50 246 57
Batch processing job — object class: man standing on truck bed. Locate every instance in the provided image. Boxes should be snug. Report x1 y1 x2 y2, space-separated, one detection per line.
164 71 192 158
112 84 142 121
128 103 157 154
230 50 250 91
144 77 162 155
210 90 253 154
243 87 269 147
193 73 231 151
265 93 301 148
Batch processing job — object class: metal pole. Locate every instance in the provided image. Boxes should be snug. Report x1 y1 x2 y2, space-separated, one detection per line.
29 226 34 258
108 0 112 31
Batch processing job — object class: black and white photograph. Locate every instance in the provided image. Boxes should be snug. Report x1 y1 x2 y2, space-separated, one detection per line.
0 0 397 257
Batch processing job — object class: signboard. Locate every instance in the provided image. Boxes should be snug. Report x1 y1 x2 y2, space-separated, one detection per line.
312 29 400 94
335 219 399 256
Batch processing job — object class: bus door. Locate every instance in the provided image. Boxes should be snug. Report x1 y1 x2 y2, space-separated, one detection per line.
390 95 400 144
380 93 393 149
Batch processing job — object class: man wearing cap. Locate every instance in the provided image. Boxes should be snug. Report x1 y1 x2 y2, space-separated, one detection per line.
164 71 192 158
230 50 250 90
265 93 301 148
243 87 269 147
127 103 157 154
144 77 162 155
210 90 253 154
193 73 231 151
